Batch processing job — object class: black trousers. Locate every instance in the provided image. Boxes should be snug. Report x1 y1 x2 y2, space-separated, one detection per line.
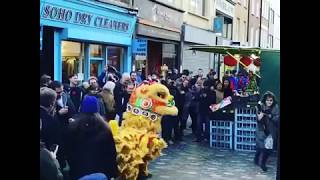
196 113 210 140
176 107 185 138
161 115 179 141
189 107 198 134
255 148 272 167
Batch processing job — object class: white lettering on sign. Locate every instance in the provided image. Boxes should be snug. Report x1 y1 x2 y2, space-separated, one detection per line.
216 0 235 18
41 4 130 33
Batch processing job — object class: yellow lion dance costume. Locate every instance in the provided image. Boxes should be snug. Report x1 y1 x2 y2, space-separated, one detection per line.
109 82 178 180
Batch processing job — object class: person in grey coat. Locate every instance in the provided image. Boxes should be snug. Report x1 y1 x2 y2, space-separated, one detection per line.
255 91 280 172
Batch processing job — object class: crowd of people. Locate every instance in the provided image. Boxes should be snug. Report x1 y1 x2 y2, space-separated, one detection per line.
40 65 278 180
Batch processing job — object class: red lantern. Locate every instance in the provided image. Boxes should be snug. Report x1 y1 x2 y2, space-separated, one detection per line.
240 56 252 66
253 58 261 67
224 55 237 66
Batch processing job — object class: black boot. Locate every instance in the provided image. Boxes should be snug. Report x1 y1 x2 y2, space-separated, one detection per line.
254 149 261 166
261 149 270 172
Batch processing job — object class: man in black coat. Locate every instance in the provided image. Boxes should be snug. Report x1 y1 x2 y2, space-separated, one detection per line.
64 74 84 112
195 80 216 142
162 80 180 144
40 87 68 171
49 81 77 169
40 115 64 180
49 81 77 127
40 87 60 149
189 68 204 87
175 78 189 139
114 73 131 125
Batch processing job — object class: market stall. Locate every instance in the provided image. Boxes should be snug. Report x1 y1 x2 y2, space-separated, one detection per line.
189 45 280 152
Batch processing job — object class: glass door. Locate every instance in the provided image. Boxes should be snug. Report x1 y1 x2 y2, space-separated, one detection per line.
90 61 102 77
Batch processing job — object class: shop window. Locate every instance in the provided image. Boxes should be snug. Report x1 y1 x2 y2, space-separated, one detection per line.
90 44 103 58
61 41 84 83
162 43 177 70
107 46 124 72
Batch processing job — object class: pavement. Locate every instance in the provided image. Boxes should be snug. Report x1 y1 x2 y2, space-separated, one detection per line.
148 128 277 180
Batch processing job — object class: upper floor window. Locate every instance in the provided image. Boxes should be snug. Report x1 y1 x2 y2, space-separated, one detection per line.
189 0 205 16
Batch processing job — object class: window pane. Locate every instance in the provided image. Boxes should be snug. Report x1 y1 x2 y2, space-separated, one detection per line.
107 46 124 71
61 41 84 83
162 43 177 70
189 0 203 16
90 44 103 58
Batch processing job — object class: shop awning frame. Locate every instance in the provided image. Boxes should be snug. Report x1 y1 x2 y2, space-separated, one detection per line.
188 45 279 78
188 45 262 56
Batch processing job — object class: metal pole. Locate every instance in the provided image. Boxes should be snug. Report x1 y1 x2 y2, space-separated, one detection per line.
180 23 185 73
259 0 263 47
247 0 251 43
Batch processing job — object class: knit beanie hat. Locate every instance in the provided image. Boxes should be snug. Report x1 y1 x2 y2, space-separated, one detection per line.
80 96 99 113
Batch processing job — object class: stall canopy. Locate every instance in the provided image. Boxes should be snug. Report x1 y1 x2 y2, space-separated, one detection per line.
188 45 280 78
189 45 280 101
188 45 279 55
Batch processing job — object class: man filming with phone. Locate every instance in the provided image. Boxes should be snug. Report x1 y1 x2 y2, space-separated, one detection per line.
49 81 76 170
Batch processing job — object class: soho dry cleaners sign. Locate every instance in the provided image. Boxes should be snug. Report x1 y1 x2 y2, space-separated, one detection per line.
41 4 129 32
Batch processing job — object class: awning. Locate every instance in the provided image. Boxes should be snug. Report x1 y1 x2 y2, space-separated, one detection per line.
188 45 261 56
188 45 280 56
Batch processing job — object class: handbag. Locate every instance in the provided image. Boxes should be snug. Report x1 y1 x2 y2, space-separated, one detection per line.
264 135 273 149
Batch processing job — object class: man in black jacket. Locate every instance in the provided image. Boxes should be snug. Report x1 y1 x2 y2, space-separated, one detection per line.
49 81 77 169
40 116 63 180
114 73 131 126
189 68 204 87
49 81 77 127
161 80 180 144
195 80 216 142
175 78 189 139
40 87 59 149
66 74 84 112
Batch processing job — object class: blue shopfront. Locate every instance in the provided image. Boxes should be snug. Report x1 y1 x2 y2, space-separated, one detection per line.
40 0 137 82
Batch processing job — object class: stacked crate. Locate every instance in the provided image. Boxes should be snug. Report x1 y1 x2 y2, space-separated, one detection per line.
234 107 257 152
209 120 234 149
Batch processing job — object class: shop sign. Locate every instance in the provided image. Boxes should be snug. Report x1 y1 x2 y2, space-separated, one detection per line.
214 16 224 35
132 38 148 56
137 23 180 41
135 0 183 29
216 0 235 18
40 3 130 33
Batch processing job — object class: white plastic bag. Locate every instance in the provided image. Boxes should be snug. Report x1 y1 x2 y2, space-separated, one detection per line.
264 135 273 149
